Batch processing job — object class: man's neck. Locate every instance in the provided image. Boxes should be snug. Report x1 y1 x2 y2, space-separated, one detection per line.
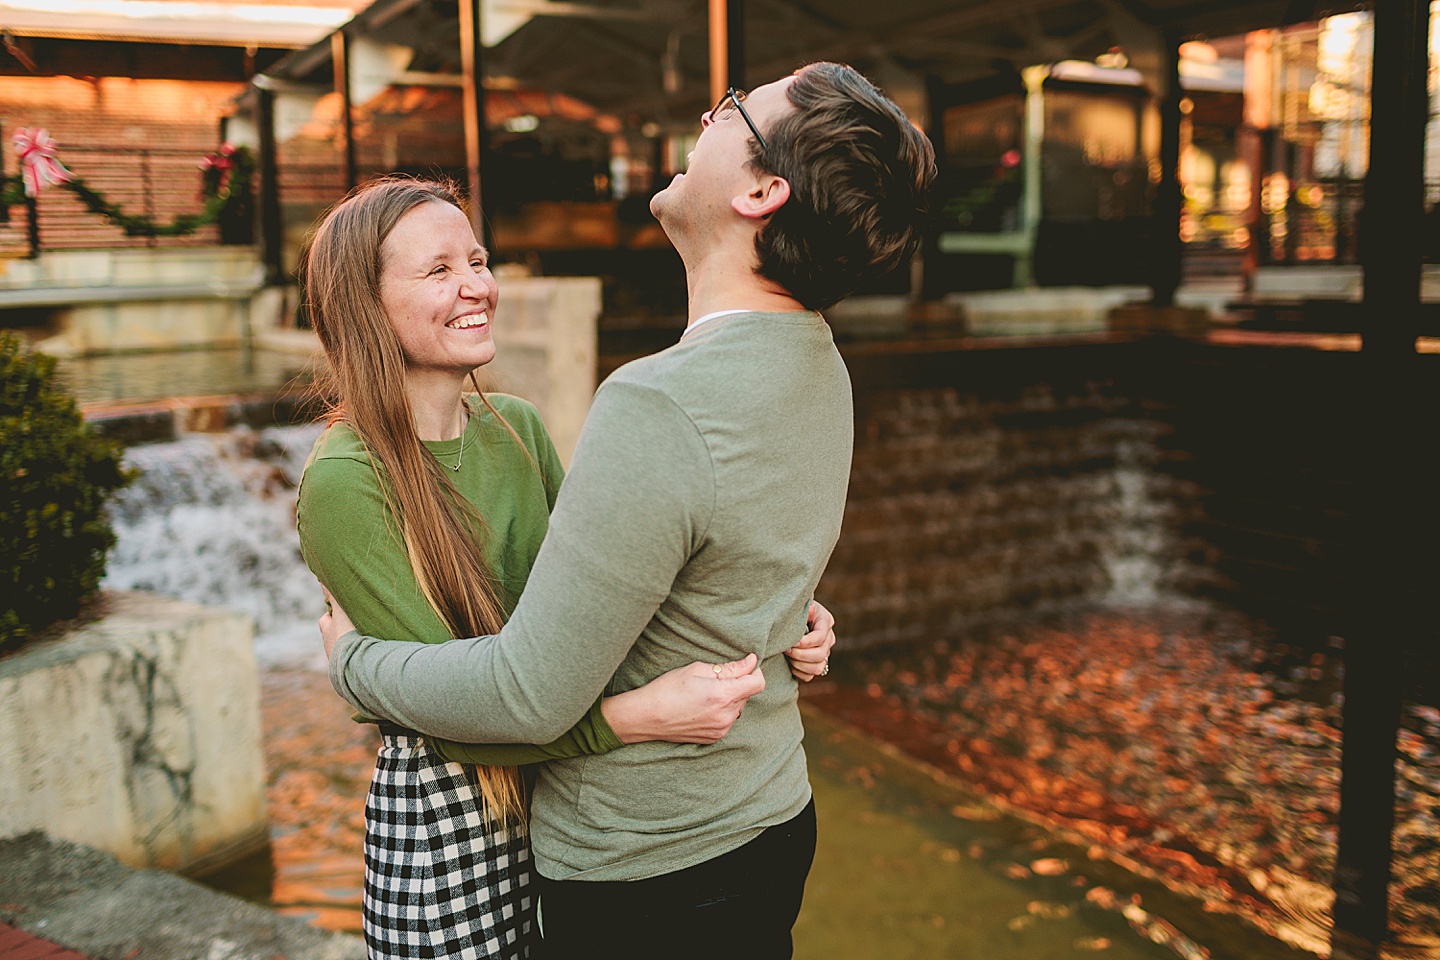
684 258 804 328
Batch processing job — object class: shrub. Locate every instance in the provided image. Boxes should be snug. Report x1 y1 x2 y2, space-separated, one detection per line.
0 333 130 652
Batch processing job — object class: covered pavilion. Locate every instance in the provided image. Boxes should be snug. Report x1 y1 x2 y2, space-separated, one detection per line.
238 3 1434 959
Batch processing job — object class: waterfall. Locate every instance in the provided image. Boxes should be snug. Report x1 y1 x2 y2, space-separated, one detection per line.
104 423 329 671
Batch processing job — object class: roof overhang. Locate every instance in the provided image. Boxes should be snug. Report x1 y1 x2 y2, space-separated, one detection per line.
0 0 355 48
247 0 1367 129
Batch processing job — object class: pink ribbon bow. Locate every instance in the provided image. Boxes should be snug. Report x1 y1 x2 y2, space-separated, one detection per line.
12 128 72 198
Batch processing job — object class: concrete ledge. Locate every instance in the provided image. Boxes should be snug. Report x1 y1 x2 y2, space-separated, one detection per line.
0 833 364 960
0 592 268 876
0 281 261 308
947 285 1151 336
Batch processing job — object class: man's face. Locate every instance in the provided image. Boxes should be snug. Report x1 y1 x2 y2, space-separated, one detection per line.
650 75 797 232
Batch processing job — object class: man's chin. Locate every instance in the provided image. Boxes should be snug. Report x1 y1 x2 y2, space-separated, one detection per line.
648 183 676 221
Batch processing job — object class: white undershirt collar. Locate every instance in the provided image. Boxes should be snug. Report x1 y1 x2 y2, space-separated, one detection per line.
681 308 751 339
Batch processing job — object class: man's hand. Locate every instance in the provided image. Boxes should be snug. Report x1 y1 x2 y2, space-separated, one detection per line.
602 654 766 745
784 600 836 682
319 587 356 659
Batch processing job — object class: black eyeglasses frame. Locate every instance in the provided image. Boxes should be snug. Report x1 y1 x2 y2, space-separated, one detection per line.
711 87 767 150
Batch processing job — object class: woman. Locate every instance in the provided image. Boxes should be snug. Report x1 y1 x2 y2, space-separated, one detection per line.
296 177 834 959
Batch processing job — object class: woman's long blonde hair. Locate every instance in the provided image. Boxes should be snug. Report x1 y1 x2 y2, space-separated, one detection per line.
302 177 528 823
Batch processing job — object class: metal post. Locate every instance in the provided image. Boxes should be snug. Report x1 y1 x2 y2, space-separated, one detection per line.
708 0 727 107
1152 31 1184 307
1331 2 1428 958
726 0 744 90
1017 65 1046 288
333 31 358 192
256 85 284 285
458 0 489 247
24 194 38 259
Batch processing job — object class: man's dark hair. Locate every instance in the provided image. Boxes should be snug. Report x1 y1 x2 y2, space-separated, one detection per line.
750 62 936 311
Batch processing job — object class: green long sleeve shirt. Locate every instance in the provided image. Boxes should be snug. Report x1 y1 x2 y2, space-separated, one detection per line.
297 392 622 766
330 311 855 881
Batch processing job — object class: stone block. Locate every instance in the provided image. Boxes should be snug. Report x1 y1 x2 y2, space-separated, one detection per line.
482 275 601 467
0 592 268 876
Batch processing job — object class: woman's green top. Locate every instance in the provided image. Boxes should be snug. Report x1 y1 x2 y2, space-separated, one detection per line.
296 393 622 765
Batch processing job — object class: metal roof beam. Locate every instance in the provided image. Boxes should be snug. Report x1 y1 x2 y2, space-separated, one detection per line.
752 0 1078 77
495 1 672 21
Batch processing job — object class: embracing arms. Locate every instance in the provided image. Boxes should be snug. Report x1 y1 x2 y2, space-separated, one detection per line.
327 382 833 745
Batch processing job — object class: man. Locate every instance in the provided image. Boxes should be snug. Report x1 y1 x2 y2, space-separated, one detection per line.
324 61 935 957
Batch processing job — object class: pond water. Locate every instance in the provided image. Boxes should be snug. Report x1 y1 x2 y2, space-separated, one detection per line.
56 346 316 408
101 426 1440 959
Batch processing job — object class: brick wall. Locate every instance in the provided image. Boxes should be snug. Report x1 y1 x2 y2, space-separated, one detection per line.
0 76 245 252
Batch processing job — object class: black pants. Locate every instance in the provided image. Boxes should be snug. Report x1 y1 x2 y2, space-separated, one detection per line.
535 799 817 960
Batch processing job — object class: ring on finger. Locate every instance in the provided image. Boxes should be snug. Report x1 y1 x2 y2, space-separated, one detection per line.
820 659 830 677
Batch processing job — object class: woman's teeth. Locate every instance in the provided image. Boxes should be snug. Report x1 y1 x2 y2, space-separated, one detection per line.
447 312 487 329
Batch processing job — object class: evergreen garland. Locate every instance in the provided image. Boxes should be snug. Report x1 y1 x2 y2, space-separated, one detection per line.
0 144 254 238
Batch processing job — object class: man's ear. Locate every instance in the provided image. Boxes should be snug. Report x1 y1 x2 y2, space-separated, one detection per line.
732 174 791 220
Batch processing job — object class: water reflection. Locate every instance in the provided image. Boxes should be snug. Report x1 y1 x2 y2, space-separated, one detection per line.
56 347 315 408
807 608 1440 958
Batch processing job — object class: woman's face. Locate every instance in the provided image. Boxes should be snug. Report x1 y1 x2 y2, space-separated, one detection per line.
378 200 499 375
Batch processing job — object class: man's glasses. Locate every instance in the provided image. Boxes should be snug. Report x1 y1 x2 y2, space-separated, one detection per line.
710 87 767 150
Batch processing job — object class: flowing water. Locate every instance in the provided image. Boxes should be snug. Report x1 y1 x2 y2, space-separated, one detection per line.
101 426 1440 958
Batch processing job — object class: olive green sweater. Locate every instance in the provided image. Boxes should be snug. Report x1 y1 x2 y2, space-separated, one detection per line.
331 311 854 881
298 393 622 766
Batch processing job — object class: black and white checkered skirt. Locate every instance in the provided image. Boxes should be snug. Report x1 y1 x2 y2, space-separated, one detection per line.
363 730 537 959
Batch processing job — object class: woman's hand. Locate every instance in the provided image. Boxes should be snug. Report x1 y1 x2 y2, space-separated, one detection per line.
784 600 836 682
601 654 766 745
319 587 357 659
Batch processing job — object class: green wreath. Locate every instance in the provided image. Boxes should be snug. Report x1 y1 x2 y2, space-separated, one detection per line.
1 144 254 238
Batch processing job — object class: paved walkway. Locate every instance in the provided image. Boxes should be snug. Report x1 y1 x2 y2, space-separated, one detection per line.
0 833 363 960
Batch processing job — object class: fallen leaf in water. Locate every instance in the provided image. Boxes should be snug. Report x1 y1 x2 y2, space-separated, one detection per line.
1006 914 1036 932
951 802 1000 821
1027 900 1074 920
1031 857 1069 875
1073 936 1112 951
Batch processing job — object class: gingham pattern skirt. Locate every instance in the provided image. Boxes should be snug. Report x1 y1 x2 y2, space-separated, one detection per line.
363 730 536 959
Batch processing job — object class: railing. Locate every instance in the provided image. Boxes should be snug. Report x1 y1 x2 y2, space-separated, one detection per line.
1 144 250 256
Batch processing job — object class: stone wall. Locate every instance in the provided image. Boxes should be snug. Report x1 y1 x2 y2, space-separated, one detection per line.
2 247 265 357
820 336 1437 661
0 592 268 875
820 339 1196 649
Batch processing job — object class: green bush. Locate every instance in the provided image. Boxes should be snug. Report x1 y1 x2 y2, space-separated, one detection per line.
0 333 130 652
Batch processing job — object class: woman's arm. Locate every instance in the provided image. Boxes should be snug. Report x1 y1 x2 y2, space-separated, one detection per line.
785 600 837 682
299 450 630 764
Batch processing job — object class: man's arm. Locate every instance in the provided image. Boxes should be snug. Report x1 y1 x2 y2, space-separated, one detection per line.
330 380 716 744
